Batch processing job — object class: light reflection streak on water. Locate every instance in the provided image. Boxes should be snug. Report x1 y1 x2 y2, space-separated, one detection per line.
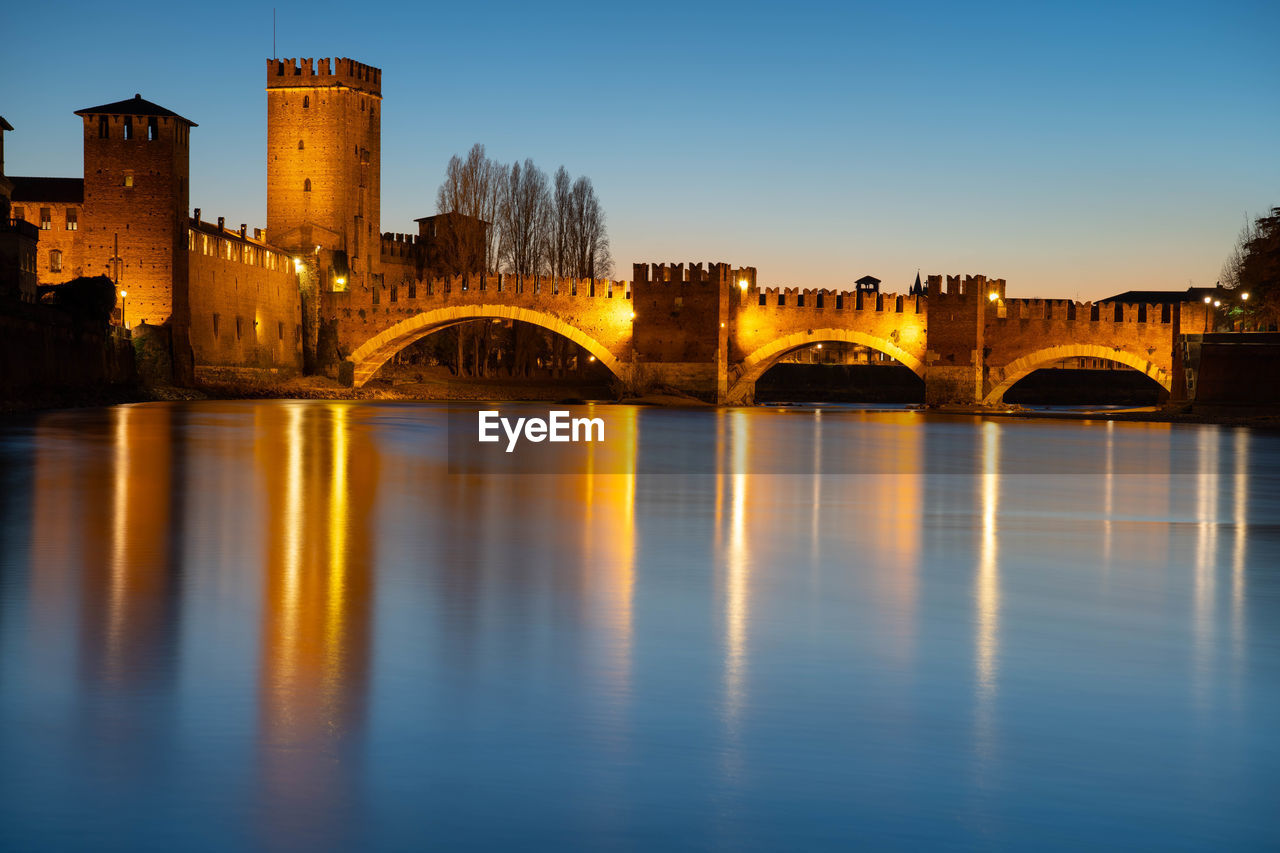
1103 420 1114 574
975 420 1000 768
325 405 349 709
1231 429 1248 692
719 409 751 790
1193 428 1218 710
107 405 132 679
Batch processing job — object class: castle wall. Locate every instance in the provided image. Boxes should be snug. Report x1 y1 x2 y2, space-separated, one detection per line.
186 223 302 373
10 201 84 282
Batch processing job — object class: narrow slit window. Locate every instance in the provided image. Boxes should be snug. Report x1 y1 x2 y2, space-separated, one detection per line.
303 178 311 192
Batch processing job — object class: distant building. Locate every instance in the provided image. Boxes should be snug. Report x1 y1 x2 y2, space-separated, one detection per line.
909 271 924 296
855 274 881 293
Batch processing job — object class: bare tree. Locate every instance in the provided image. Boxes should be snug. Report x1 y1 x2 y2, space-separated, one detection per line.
436 143 503 275
1220 213 1258 290
497 159 551 280
550 166 573 278
567 176 612 279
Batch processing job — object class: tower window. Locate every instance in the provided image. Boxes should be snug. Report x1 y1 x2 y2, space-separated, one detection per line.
148 117 158 140
65 208 78 230
50 250 63 273
123 119 132 140
40 208 51 230
98 116 108 138
123 175 134 187
298 139 304 150
303 95 309 108
303 178 311 192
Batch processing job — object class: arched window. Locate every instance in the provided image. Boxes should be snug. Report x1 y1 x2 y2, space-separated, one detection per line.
303 95 309 108
298 139 304 150
303 178 311 192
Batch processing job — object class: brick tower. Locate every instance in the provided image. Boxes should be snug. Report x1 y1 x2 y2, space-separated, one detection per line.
265 57 382 292
74 94 194 329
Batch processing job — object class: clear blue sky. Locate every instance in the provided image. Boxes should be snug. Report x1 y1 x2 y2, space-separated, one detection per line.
4 0 1277 298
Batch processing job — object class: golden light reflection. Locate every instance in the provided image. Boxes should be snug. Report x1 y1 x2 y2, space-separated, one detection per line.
581 405 638 714
97 406 176 686
255 402 376 834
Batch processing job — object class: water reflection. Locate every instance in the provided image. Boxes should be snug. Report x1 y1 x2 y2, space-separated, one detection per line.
254 402 377 849
4 403 1280 850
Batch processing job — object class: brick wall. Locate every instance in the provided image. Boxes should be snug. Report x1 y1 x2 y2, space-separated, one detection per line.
187 225 303 372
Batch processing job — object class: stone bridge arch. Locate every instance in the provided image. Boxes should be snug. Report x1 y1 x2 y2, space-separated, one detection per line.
725 328 927 404
982 344 1172 406
344 304 627 387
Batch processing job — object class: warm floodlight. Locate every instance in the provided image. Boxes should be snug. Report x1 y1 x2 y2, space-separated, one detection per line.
816 343 823 349
1213 300 1221 307
988 292 998 301
588 355 596 362
738 279 748 291
629 311 636 320
336 276 346 287
119 290 127 297
1241 292 1250 301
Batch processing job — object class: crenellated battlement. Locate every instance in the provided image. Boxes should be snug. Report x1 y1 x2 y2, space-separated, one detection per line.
380 232 419 261
994 297 1175 325
925 273 1008 299
632 262 756 287
752 287 922 313
267 57 382 94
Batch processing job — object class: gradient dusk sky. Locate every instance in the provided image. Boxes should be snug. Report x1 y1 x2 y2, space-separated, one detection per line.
5 0 1277 299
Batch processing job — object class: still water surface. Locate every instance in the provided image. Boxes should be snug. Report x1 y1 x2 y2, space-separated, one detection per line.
1 401 1277 850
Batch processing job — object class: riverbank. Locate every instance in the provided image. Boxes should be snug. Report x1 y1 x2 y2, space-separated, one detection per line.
5 371 1277 428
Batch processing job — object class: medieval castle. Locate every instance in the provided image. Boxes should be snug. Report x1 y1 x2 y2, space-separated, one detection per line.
0 57 432 381
0 55 1205 404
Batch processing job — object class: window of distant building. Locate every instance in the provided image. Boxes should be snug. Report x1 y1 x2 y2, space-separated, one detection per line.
123 119 132 140
303 95 309 108
66 208 78 230
123 174 134 188
298 139 304 149
12 207 23 221
39 208 51 230
50 250 62 273
304 178 311 192
98 116 108 138
148 117 158 141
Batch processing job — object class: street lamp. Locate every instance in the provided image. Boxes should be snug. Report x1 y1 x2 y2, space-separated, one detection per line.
119 290 127 328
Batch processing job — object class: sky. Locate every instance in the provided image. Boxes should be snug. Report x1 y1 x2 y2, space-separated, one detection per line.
4 0 1277 299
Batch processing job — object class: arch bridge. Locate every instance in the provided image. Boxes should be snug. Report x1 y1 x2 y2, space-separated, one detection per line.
320 267 1187 405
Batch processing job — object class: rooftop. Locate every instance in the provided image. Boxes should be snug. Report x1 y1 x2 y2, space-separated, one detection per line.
74 94 197 126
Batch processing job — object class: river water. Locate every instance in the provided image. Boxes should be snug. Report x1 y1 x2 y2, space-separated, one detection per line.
1 401 1277 851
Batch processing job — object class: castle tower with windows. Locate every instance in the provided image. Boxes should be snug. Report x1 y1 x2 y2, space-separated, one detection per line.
74 94 194 328
265 57 382 293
